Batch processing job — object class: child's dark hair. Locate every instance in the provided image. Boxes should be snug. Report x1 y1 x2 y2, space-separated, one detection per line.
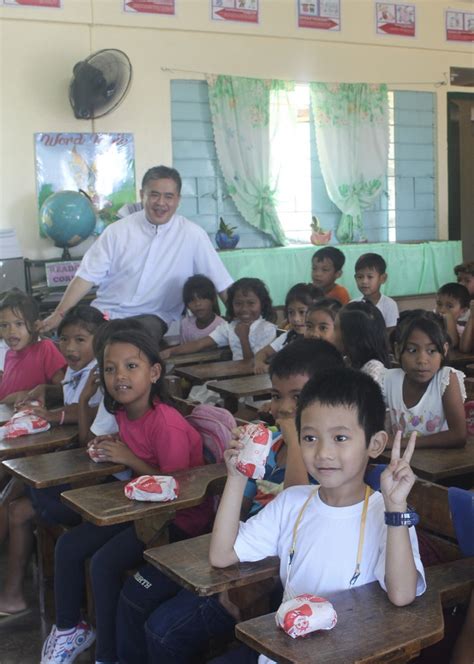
296 367 386 445
226 278 276 323
338 301 391 369
306 297 342 321
284 283 323 319
58 305 106 337
394 310 448 364
354 252 387 275
312 247 345 272
98 327 170 413
437 283 470 310
270 338 344 380
454 261 474 278
182 274 220 315
0 289 39 342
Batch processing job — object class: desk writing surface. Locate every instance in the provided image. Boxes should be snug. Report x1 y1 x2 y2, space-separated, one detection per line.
447 350 474 369
2 447 125 488
175 360 255 383
61 462 226 526
236 558 474 664
207 374 272 399
0 425 78 461
379 439 474 482
0 404 14 425
167 347 232 368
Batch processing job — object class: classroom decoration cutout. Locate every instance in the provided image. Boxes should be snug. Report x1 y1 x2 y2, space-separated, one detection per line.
39 190 96 259
69 49 132 120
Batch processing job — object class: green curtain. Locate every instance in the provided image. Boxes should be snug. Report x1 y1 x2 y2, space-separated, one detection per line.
207 75 294 246
310 83 389 243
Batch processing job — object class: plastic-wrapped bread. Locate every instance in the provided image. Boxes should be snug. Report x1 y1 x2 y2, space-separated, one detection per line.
276 594 337 639
124 475 179 502
235 423 272 479
87 436 117 463
0 409 50 440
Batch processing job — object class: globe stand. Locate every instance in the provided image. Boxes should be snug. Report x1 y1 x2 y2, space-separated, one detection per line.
61 247 72 260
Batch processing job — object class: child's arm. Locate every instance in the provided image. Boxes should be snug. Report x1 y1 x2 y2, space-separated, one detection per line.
77 369 102 445
279 418 310 488
16 383 63 410
29 403 78 425
209 439 248 567
459 302 474 353
381 431 418 606
91 437 159 475
234 322 254 360
442 313 460 348
254 345 275 374
160 336 217 360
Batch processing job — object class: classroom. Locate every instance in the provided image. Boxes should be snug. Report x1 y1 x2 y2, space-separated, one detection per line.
0 1 473 663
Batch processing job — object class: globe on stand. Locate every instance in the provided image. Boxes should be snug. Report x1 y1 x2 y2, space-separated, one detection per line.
40 190 97 259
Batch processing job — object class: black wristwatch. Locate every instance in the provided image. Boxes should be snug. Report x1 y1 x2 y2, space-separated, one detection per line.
384 508 419 527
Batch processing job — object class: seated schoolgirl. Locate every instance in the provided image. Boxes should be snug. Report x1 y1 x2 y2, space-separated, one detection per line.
333 300 391 384
254 283 322 374
179 274 225 343
0 289 66 404
0 305 106 618
304 297 342 346
41 326 210 664
162 277 277 361
383 310 466 449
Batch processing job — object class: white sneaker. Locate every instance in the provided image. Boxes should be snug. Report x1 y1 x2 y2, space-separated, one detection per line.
41 621 96 663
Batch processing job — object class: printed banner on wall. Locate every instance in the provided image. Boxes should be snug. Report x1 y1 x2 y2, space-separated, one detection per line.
297 0 340 31
375 2 415 37
446 10 474 43
35 133 136 236
211 0 259 23
2 0 61 6
123 0 175 14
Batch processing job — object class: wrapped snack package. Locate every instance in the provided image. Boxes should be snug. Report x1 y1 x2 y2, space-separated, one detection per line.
87 436 116 464
0 409 50 441
124 475 179 502
276 594 337 639
236 423 272 479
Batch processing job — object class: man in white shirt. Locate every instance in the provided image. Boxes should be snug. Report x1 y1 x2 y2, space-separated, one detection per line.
38 166 233 336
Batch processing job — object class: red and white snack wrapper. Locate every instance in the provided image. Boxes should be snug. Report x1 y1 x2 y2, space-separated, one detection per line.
0 409 50 441
235 423 272 479
87 436 117 464
276 594 337 639
124 475 179 502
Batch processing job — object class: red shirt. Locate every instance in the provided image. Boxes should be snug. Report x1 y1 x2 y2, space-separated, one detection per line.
115 400 212 536
0 339 66 401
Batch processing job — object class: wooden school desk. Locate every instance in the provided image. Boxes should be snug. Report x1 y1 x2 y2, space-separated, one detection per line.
207 374 272 412
0 425 78 461
447 349 474 370
167 347 232 368
174 359 255 384
236 558 474 664
0 403 14 425
2 447 125 489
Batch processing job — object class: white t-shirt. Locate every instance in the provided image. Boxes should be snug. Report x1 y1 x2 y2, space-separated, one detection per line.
361 359 387 388
234 486 426 664
352 294 399 327
209 318 277 360
76 211 233 324
270 331 288 352
62 360 102 407
382 366 466 437
0 339 8 372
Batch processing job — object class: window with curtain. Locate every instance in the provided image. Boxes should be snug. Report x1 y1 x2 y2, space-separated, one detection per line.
171 80 436 248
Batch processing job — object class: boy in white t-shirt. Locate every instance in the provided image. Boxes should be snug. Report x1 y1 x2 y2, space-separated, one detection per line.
210 367 425 664
353 252 399 328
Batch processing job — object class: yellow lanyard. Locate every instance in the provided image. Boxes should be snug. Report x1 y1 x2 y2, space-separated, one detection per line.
288 484 373 587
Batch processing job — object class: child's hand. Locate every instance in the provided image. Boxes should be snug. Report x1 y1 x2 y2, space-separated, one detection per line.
234 322 250 340
277 417 298 447
223 426 246 478
380 431 417 512
79 365 101 403
91 437 135 465
29 405 55 423
254 359 269 374
16 385 46 410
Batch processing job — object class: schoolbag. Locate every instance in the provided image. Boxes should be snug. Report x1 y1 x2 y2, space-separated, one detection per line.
186 404 237 464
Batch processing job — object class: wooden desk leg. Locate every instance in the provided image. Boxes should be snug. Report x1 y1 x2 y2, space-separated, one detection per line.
226 577 278 621
134 511 175 547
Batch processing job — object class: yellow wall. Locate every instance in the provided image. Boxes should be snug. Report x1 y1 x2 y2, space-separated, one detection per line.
1 0 472 259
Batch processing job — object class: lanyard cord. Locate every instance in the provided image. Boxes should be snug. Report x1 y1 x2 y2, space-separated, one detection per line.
288 484 373 587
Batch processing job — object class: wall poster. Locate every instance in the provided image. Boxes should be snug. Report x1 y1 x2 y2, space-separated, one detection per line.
123 0 175 15
211 0 259 23
446 10 474 43
375 2 416 37
297 1 341 31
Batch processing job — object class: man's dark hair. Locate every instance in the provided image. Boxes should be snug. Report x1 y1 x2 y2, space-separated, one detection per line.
141 166 182 194
269 338 344 380
312 246 346 272
296 367 386 445
354 252 387 275
437 282 470 310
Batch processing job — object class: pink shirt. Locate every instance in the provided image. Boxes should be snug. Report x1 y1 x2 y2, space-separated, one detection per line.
179 314 225 344
0 339 66 401
115 400 212 535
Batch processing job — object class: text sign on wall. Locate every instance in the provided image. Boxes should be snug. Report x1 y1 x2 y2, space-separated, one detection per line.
376 2 416 37
45 261 81 288
446 11 474 43
211 0 259 23
123 0 175 15
298 0 341 31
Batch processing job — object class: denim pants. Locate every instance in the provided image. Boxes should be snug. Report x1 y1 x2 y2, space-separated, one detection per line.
116 563 236 664
55 521 144 663
28 484 82 526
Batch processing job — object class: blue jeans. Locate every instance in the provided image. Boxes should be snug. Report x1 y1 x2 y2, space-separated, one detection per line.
28 484 82 526
116 564 235 664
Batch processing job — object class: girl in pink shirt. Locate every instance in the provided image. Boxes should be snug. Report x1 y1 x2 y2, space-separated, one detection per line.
0 289 66 403
42 327 209 664
179 274 225 343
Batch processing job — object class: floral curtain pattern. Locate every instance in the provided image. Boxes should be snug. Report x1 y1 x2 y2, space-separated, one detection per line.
207 75 294 246
310 83 389 243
